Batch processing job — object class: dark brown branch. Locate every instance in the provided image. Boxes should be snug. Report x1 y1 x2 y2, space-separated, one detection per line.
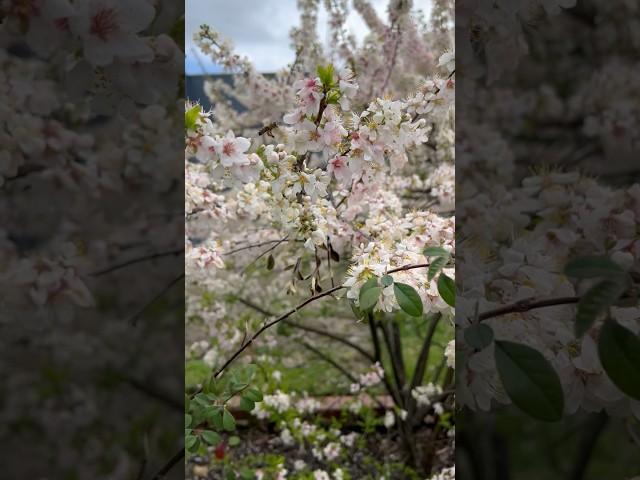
208 262 430 388
122 375 183 411
91 248 184 276
570 412 609 480
130 273 184 326
410 313 441 391
213 284 346 379
241 236 289 274
380 319 407 407
478 296 579 322
234 296 375 362
301 340 359 384
224 238 299 255
368 314 401 406
149 448 184 480
2 164 46 183
379 23 401 95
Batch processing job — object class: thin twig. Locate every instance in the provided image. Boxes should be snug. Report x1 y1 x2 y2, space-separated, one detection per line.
91 248 184 276
234 292 377 362
213 284 346 379
130 273 184 326
241 236 289 274
205 262 430 391
122 375 183 411
149 448 184 480
301 340 359 384
224 239 297 256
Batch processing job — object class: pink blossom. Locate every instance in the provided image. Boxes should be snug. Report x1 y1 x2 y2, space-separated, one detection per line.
328 155 351 184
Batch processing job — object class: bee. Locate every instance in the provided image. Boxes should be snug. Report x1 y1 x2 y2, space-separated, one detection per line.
258 122 279 137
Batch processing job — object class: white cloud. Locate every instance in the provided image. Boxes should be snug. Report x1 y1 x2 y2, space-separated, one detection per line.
185 0 402 74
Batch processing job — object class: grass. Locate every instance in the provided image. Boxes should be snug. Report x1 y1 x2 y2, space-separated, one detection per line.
185 311 453 396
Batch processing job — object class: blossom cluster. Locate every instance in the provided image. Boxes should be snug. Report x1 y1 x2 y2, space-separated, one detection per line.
1 1 184 478
458 173 640 417
186 1 455 477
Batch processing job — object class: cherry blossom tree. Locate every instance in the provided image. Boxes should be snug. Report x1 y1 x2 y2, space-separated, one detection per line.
185 0 455 478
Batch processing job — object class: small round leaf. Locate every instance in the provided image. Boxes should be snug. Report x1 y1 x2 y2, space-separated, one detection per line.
201 430 221 445
222 409 236 432
464 324 494 350
244 388 263 402
239 396 255 412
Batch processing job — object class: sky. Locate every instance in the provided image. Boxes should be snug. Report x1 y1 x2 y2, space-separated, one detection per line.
185 0 413 75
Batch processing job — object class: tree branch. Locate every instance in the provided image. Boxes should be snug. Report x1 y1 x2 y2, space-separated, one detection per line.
91 248 184 276
570 412 609 480
301 340 359 384
129 273 184 326
224 238 299 256
478 296 579 322
213 284 346 379
234 296 375 362
149 448 184 480
380 318 407 407
409 313 441 391
211 262 429 381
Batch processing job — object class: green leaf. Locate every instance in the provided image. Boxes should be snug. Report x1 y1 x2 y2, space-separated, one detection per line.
464 324 494 350
186 359 211 389
564 256 625 279
437 274 455 307
428 254 450 281
228 435 241 447
326 91 341 104
381 275 394 287
185 434 198 451
230 381 249 392
201 430 221 445
222 409 236 431
423 246 449 257
359 277 381 311
240 468 255 479
185 105 201 131
350 300 366 320
184 414 192 429
316 64 335 88
393 282 423 317
244 388 263 402
494 341 564 421
210 408 223 430
239 396 255 412
598 320 640 401
575 278 628 337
